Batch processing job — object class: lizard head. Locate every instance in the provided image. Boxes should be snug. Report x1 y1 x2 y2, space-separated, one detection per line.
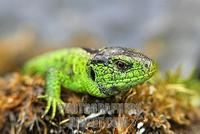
88 47 157 96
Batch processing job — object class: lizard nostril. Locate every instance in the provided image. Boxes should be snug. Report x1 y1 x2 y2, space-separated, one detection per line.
144 61 151 69
144 63 149 68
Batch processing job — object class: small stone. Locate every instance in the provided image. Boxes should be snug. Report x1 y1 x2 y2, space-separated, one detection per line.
137 122 144 129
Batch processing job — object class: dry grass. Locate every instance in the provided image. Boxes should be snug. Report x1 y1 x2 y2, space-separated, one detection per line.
0 69 200 134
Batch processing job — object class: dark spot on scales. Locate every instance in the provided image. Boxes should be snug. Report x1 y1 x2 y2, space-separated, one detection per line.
109 86 120 94
90 67 96 81
68 65 74 79
61 63 67 70
98 84 120 96
60 57 65 62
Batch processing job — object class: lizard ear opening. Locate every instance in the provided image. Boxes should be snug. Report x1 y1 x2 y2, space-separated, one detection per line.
89 67 96 81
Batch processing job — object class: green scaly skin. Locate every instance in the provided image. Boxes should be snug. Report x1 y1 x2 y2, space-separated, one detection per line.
23 47 157 118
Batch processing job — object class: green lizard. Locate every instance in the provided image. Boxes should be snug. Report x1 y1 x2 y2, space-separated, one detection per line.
23 47 157 118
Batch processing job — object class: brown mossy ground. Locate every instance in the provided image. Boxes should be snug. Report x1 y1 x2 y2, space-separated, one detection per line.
0 69 200 134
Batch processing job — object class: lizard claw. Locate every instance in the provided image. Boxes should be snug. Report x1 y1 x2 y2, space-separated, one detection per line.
40 95 66 119
37 95 47 99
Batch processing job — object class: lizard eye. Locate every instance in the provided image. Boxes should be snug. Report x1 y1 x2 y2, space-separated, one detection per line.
144 61 151 69
115 61 127 70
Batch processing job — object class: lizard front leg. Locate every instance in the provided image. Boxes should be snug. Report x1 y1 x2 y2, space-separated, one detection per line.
41 68 65 119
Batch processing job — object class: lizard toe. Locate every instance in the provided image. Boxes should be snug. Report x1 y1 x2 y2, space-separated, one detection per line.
51 99 57 119
37 95 47 99
42 97 53 118
58 100 66 116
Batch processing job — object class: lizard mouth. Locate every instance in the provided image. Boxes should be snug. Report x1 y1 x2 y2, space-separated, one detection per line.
149 61 157 76
124 69 156 85
148 69 157 77
99 69 157 96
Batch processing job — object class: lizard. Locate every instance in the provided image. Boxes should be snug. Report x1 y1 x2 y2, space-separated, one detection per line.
23 47 157 119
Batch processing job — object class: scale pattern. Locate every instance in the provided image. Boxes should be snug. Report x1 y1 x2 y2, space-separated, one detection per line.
23 47 157 118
